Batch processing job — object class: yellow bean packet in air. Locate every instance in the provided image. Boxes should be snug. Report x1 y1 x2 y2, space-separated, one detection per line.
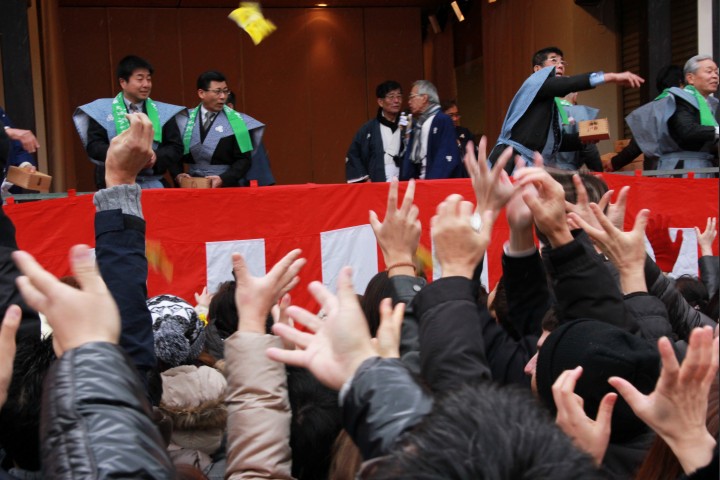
228 2 277 45
146 239 174 283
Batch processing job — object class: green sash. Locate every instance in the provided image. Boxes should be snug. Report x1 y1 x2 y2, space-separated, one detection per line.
112 92 162 142
654 88 672 100
183 104 253 155
554 98 571 125
684 85 718 127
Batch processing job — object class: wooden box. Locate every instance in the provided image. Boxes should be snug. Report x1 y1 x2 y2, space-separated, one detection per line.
6 166 52 192
579 118 610 142
179 177 212 189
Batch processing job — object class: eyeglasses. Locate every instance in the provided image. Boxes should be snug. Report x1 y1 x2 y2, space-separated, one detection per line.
384 94 403 101
408 93 425 100
205 88 231 96
546 57 568 67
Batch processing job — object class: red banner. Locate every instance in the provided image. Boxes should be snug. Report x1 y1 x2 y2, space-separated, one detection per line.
5 176 718 312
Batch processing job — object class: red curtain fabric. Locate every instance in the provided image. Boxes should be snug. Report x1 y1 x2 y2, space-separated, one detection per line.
5 176 718 310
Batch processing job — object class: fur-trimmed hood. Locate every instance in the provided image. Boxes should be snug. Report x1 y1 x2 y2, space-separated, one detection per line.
159 365 227 431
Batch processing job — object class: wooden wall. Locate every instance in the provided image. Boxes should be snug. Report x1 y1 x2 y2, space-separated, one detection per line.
57 6 424 190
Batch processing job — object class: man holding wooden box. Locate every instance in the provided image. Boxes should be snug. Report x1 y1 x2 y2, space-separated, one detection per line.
489 46 644 173
176 71 265 188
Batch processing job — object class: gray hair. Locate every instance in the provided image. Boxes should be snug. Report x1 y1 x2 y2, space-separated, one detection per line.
413 80 439 105
684 54 715 76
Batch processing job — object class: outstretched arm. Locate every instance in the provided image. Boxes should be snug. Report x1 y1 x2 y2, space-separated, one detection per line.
94 113 157 377
225 249 305 479
609 327 718 475
14 245 173 478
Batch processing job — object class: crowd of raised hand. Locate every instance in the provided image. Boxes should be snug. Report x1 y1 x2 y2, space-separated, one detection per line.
0 112 717 479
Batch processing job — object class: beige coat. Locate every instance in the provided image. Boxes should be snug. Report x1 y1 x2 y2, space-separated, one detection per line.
224 332 294 480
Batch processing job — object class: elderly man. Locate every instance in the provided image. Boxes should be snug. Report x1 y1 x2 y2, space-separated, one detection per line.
400 80 463 180
177 71 265 188
489 47 644 172
73 55 185 189
659 54 719 175
346 81 406 183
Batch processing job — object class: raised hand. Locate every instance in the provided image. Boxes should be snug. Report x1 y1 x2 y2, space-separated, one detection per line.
369 178 421 276
13 245 120 356
564 174 603 234
105 113 156 187
605 71 645 88
597 186 630 230
569 205 650 293
609 327 718 475
464 136 519 221
271 293 295 350
266 267 378 390
194 286 213 308
695 217 717 257
431 194 495 279
233 249 306 334
505 156 538 253
0 305 21 409
552 366 617 466
514 167 573 248
371 298 404 358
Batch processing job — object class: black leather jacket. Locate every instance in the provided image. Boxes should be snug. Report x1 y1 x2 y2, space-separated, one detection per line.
40 342 174 479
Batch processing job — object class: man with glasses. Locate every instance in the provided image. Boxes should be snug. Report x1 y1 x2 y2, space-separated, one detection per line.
442 99 477 157
73 55 185 189
400 80 463 180
489 46 644 172
346 80 407 183
177 71 265 188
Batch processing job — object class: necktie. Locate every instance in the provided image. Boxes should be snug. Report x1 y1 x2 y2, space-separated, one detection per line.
128 103 140 113
203 112 216 131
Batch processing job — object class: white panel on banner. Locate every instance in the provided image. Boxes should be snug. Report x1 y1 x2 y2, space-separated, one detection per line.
321 225 377 294
206 239 266 293
645 229 698 279
432 240 489 288
668 228 698 278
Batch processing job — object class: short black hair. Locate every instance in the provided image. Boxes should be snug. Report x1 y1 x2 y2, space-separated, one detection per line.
367 381 602 479
287 367 342 480
360 271 394 337
532 47 564 68
375 80 402 99
0 335 56 471
209 281 238 339
674 275 709 311
117 55 154 82
440 99 457 112
197 70 227 91
655 64 684 91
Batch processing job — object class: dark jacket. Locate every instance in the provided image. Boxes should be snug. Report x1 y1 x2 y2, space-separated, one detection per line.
87 113 184 182
345 118 387 183
413 276 492 393
542 230 633 330
699 255 719 297
400 112 463 180
668 96 719 156
0 205 40 340
645 254 716 341
40 342 174 479
342 356 432 460
94 189 156 374
181 134 252 188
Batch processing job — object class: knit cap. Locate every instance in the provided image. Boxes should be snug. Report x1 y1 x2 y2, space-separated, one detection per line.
536 319 660 443
148 294 206 367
